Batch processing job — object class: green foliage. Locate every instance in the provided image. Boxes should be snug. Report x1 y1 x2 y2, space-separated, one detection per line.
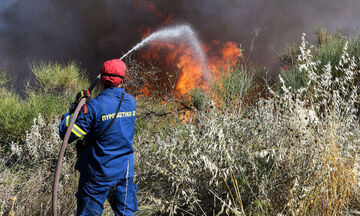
315 27 340 47
281 28 360 90
0 93 31 145
214 63 253 105
278 43 300 67
30 61 88 96
0 62 89 146
0 71 11 88
314 35 346 72
190 87 205 110
280 67 308 91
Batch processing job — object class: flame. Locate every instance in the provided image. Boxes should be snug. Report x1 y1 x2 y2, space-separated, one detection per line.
139 40 242 95
133 0 242 95
132 0 243 123
140 41 205 96
174 46 204 95
206 41 242 77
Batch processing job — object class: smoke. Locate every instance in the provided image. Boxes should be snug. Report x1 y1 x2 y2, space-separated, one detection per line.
1 0 360 90
183 0 360 68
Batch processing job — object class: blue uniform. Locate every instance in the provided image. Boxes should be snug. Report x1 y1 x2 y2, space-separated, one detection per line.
59 87 137 216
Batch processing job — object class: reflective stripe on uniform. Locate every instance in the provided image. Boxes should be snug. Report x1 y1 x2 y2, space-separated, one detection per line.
65 114 74 127
66 115 70 127
72 124 87 137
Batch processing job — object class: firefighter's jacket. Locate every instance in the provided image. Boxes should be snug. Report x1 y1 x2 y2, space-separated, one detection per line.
59 87 136 181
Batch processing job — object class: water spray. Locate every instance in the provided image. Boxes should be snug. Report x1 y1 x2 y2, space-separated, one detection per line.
52 24 206 216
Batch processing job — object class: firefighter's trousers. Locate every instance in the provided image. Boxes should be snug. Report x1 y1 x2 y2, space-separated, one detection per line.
76 175 138 216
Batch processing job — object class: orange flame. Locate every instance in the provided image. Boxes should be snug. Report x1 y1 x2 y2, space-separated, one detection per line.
140 41 204 96
133 1 243 123
140 40 242 95
206 41 242 77
133 0 242 96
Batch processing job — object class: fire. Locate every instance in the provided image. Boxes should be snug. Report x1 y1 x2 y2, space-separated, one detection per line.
133 0 243 96
139 41 205 96
174 46 204 95
206 40 243 77
132 0 242 123
139 40 242 95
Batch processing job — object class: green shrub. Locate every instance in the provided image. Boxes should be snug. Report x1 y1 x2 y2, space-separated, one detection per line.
213 63 253 106
0 72 12 95
281 28 360 90
0 93 31 145
30 61 89 96
0 93 72 146
315 36 346 73
279 67 308 91
190 87 205 111
278 43 300 67
0 62 89 147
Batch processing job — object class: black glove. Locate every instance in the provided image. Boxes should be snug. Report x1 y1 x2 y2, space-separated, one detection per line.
69 90 91 113
75 89 91 104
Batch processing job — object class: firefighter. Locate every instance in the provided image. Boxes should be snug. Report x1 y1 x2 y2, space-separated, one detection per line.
59 59 137 216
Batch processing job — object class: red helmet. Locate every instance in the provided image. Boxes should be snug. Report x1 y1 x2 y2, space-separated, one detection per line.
100 59 126 86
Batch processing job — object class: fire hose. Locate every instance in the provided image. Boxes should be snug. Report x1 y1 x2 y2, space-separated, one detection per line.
52 75 100 216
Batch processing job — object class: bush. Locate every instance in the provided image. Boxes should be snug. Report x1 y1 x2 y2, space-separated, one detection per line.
0 62 89 148
315 34 347 74
278 43 300 68
281 28 360 90
280 67 308 91
0 71 12 95
30 61 89 96
190 87 205 111
212 63 254 106
0 92 33 146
